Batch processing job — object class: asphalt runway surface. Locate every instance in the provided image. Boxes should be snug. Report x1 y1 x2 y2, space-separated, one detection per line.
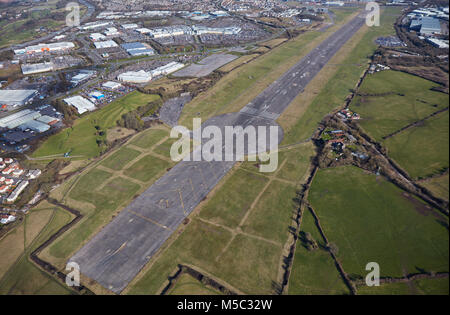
70 13 367 293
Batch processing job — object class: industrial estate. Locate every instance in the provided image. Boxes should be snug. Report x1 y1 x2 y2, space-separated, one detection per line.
0 0 448 299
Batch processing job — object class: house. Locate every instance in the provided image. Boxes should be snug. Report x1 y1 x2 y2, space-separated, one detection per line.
0 185 9 193
4 178 14 185
0 214 16 224
4 158 13 164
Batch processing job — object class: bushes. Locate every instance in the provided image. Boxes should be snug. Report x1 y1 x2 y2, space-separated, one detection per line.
117 99 163 131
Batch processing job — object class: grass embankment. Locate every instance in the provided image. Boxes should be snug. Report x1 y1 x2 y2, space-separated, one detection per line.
32 92 160 159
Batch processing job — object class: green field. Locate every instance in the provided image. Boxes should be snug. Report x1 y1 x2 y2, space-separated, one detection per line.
0 203 74 295
308 166 449 282
358 278 449 295
100 147 142 171
350 70 449 142
289 209 349 295
167 273 222 295
384 111 449 179
420 174 449 202
130 128 168 149
282 7 403 145
32 92 160 159
124 155 171 182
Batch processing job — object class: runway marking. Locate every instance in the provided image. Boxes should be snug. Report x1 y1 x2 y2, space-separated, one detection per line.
127 209 173 231
178 190 187 216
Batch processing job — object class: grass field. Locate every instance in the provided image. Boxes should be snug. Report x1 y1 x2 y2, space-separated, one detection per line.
308 166 449 282
0 202 74 295
289 209 349 295
358 277 449 295
124 155 171 182
384 111 449 179
167 273 222 295
420 174 449 202
100 147 142 171
32 92 160 159
350 70 449 142
281 7 402 145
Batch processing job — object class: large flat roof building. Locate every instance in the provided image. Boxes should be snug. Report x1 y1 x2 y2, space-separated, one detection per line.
14 42 75 55
21 62 54 75
94 40 118 49
0 109 41 129
0 90 38 107
64 96 96 114
121 42 156 56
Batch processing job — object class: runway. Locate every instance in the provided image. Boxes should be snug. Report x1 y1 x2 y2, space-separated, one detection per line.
70 13 367 294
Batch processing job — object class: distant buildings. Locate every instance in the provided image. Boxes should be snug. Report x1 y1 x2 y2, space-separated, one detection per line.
63 95 96 114
138 25 242 39
121 42 156 57
102 81 122 90
14 42 75 55
0 109 56 131
21 62 54 75
94 40 118 49
410 16 442 35
70 70 96 85
0 90 38 107
118 62 185 83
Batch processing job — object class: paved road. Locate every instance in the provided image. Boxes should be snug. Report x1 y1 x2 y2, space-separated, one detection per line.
70 12 367 294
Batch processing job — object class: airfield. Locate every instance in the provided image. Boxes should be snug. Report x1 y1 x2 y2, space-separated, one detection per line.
70 13 368 293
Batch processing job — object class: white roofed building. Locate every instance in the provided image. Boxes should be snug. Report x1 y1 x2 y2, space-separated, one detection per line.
64 96 96 114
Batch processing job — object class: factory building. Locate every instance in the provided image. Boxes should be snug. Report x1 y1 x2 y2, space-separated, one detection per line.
94 40 118 49
21 62 54 75
102 81 122 90
118 70 153 83
70 70 96 85
121 42 156 56
104 27 120 37
90 33 106 41
0 109 41 129
117 62 184 83
80 21 111 31
14 42 75 55
122 23 138 30
17 120 50 133
192 26 241 35
0 90 38 107
135 28 152 34
410 17 442 35
64 96 96 114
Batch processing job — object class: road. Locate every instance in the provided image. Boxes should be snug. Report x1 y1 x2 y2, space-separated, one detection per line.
70 12 367 294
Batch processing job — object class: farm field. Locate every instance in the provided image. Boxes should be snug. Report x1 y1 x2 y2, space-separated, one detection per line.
308 166 449 283
179 8 359 129
167 273 223 295
127 142 315 295
0 201 74 295
350 70 449 142
32 92 160 159
281 7 402 145
420 174 449 202
358 278 449 295
384 111 449 179
288 209 349 295
42 127 173 269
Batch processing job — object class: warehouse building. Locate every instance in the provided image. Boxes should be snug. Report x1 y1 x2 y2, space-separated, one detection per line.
90 91 105 100
0 109 41 129
21 62 54 75
80 21 111 31
121 42 156 56
122 23 138 30
90 33 106 41
104 27 120 37
102 81 122 90
117 62 184 83
14 42 75 55
18 120 50 133
64 96 96 114
94 40 118 49
70 70 96 85
0 90 38 107
36 115 60 126
410 17 442 35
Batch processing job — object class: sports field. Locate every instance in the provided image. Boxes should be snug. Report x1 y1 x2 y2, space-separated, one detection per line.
308 166 448 283
32 92 160 159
